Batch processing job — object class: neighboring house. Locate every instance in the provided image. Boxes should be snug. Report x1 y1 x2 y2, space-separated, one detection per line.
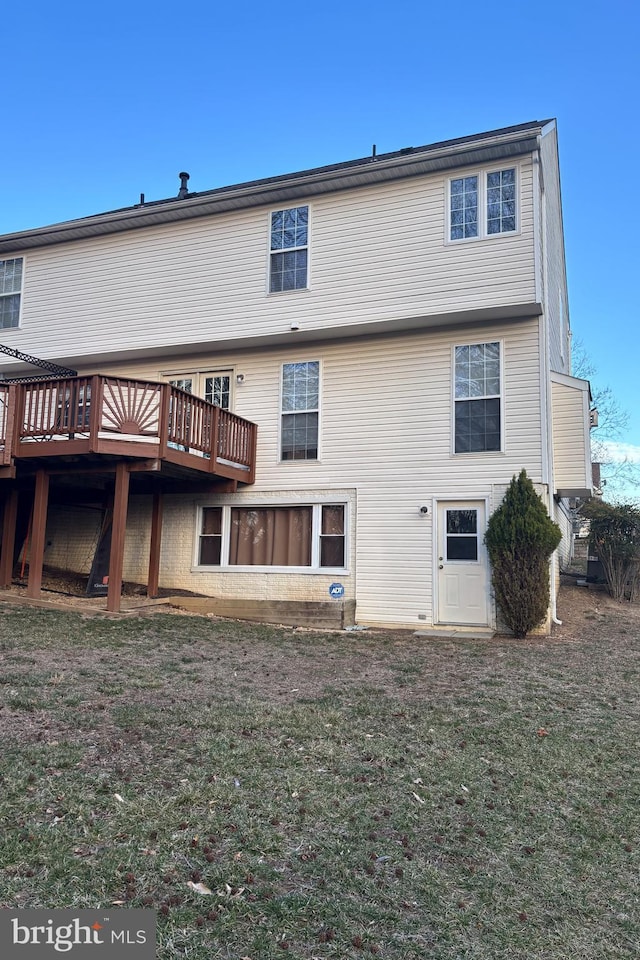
0 119 591 631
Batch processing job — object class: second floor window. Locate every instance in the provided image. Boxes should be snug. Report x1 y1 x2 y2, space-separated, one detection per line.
450 177 478 240
449 169 517 241
486 169 516 234
281 360 319 460
0 257 23 329
270 206 308 292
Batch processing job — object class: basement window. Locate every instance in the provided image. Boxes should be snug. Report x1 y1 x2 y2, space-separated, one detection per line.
197 503 346 570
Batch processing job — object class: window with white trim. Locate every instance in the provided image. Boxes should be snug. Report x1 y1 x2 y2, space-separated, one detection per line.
204 374 231 410
281 361 319 460
449 168 517 241
450 176 478 240
197 503 346 569
168 372 231 409
0 257 23 328
454 342 501 453
445 509 479 561
269 206 308 292
486 169 516 234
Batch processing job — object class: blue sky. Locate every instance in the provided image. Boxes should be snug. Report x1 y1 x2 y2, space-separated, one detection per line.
2 0 639 496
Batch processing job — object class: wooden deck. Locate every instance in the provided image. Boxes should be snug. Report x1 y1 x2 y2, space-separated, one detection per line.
0 375 257 483
0 375 257 611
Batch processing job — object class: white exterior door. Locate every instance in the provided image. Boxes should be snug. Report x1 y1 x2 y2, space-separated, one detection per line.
436 501 489 626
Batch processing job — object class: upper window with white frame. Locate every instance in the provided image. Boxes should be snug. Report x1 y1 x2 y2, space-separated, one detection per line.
454 341 501 453
269 206 309 292
449 168 517 241
281 360 319 461
0 257 23 329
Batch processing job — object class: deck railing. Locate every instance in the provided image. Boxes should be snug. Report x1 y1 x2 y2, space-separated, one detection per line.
20 376 96 441
0 384 11 465
1 376 257 481
166 385 256 474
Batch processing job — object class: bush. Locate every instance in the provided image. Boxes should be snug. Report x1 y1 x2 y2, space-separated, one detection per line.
485 470 562 637
581 500 640 601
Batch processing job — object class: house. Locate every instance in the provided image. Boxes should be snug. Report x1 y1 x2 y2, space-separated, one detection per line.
0 119 592 631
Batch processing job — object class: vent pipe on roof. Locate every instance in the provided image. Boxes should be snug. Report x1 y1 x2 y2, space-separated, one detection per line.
177 172 190 199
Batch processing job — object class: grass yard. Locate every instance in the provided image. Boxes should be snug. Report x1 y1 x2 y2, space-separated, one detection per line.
0 583 638 959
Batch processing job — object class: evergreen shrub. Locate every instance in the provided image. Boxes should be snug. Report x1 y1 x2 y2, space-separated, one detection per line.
485 469 562 637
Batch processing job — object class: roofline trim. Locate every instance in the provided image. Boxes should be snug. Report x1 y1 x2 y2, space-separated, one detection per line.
0 120 553 254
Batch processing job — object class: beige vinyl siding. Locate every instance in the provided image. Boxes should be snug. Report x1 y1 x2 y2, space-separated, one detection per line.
540 125 571 374
551 373 592 495
8 163 537 367
66 320 543 628
554 498 575 572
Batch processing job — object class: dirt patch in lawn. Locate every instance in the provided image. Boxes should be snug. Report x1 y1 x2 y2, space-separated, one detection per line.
2 566 211 615
554 573 640 640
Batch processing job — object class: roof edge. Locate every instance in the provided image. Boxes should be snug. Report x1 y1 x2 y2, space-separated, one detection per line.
0 119 554 254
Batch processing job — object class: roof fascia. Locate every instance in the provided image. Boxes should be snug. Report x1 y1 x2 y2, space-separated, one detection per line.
0 124 545 254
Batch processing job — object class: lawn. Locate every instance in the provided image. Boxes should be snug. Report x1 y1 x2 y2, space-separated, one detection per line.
0 584 638 959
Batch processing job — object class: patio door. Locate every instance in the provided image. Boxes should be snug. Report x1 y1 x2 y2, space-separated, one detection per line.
168 372 232 451
169 373 231 410
436 501 489 626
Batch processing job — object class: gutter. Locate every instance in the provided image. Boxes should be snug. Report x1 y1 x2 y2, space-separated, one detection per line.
0 125 546 255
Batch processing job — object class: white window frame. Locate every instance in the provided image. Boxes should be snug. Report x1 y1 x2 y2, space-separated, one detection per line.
280 359 321 462
162 368 234 409
268 205 310 294
194 500 349 573
451 340 504 456
447 165 519 243
0 256 24 329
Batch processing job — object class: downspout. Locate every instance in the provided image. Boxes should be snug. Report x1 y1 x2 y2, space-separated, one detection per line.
551 552 562 625
535 139 551 491
536 135 562 627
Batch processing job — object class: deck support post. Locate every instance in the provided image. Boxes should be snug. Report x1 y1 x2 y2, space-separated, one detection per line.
0 488 19 587
106 462 130 613
147 491 163 598
27 470 49 598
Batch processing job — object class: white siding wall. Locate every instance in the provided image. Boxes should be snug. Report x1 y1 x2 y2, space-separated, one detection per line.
551 374 591 493
43 319 545 628
7 162 537 367
554 499 574 572
540 126 570 374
